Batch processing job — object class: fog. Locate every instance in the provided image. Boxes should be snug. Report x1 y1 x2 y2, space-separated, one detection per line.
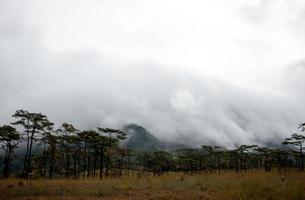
1 0 305 148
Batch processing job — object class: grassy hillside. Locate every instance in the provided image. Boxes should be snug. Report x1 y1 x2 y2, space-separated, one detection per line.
1 171 305 200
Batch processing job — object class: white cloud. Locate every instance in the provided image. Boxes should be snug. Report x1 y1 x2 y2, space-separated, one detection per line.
0 0 305 147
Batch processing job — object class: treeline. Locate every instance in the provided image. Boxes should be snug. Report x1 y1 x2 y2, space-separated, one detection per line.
0 110 305 179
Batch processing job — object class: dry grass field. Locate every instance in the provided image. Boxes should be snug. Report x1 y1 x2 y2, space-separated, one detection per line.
1 171 305 200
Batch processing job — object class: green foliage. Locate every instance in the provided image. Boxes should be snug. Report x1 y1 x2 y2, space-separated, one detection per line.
0 125 20 142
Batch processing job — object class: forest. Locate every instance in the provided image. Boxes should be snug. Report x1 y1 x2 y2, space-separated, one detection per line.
1 110 305 180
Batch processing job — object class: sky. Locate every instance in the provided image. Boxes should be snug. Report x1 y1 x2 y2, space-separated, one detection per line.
1 0 305 147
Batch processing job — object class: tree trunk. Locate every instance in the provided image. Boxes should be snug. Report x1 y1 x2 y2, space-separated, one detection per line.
22 129 30 177
48 146 55 179
300 142 304 171
3 144 12 178
99 145 104 179
26 128 36 178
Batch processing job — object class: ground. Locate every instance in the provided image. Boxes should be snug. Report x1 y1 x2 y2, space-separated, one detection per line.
1 171 305 200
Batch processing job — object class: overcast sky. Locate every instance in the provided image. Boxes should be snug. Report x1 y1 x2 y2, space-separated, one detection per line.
1 0 305 147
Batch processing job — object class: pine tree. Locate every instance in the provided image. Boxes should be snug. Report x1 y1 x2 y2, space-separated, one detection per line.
12 110 53 178
0 125 20 178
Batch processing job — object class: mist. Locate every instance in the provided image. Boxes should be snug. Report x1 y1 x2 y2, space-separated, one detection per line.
1 0 305 148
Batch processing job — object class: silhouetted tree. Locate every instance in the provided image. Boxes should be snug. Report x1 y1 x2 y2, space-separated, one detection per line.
255 147 274 172
12 110 53 178
282 126 305 171
57 123 77 178
0 125 20 178
97 128 126 177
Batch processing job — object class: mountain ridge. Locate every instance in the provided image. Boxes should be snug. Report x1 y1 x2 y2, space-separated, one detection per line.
121 124 187 151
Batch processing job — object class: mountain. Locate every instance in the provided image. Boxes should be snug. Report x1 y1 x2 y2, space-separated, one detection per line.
121 124 187 151
122 124 166 151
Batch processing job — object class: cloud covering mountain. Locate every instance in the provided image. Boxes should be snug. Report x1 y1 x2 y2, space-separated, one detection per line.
0 0 305 148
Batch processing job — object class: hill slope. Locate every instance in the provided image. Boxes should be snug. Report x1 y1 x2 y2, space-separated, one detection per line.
122 124 167 151
122 124 187 151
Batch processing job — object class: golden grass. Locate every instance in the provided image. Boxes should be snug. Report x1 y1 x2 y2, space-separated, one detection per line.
1 171 305 200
